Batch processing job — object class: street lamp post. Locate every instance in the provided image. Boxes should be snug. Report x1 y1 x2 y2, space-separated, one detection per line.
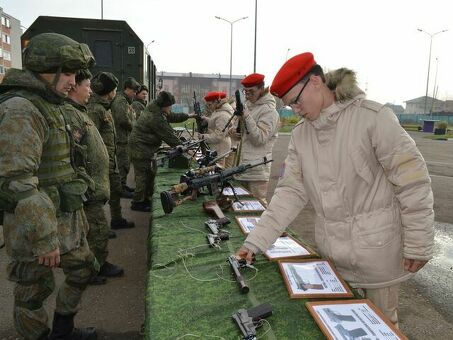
215 16 248 96
286 48 291 61
145 40 155 54
417 28 448 114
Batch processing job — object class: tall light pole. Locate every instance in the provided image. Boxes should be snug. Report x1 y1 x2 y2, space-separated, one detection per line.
253 0 258 72
417 28 448 114
215 16 248 96
285 48 291 61
101 0 103 19
145 40 155 54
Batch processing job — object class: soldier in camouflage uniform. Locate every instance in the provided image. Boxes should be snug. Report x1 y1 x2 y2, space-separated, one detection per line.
131 84 148 120
87 73 135 230
0 33 97 340
63 70 124 284
110 77 140 198
129 91 196 212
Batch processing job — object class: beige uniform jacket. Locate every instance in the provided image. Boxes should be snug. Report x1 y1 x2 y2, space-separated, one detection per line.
202 102 233 158
235 89 280 181
244 73 434 289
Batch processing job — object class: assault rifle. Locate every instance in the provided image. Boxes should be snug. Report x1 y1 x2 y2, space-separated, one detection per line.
160 157 273 214
222 89 248 134
232 303 273 340
155 139 202 167
193 91 208 154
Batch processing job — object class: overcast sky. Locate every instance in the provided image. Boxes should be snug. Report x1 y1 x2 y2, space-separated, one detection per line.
3 0 452 106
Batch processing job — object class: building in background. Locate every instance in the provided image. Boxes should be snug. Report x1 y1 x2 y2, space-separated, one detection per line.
404 96 446 114
157 71 245 112
0 7 22 82
384 103 405 115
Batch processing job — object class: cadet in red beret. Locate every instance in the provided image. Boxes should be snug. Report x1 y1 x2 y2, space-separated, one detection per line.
199 91 233 166
227 73 280 203
237 52 434 327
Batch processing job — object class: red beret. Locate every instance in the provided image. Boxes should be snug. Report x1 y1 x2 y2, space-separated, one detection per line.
241 73 265 87
204 91 226 102
270 52 316 98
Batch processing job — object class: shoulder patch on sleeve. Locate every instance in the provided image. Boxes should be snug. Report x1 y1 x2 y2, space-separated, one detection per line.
360 100 384 113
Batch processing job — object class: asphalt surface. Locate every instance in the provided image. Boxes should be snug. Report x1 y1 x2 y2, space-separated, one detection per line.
1 130 453 339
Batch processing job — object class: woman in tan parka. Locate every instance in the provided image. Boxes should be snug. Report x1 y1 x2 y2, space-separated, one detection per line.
236 53 434 326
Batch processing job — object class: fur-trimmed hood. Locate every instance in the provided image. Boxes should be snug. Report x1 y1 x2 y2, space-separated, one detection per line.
325 68 365 102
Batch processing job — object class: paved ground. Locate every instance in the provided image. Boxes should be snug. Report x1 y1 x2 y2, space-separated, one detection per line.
1 130 453 339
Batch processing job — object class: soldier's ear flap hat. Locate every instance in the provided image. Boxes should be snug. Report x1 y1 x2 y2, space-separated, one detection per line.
138 85 149 93
270 52 316 98
156 91 175 107
124 77 140 91
91 72 119 96
241 73 265 88
204 91 226 102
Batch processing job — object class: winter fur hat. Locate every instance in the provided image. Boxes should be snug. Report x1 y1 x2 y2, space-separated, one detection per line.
75 69 92 84
155 91 175 107
91 72 119 96
124 77 140 91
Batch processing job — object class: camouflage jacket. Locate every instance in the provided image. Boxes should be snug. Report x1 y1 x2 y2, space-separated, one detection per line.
128 102 188 158
111 91 135 144
0 69 88 261
62 100 110 203
132 99 146 120
87 94 118 173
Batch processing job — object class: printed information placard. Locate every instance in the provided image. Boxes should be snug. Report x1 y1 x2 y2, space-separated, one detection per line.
221 187 250 196
265 236 315 260
235 216 261 234
306 299 408 340
231 200 265 212
278 259 353 298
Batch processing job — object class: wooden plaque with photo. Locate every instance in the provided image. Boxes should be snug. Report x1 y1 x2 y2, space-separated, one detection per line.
278 259 353 299
221 186 251 197
264 236 317 261
235 216 261 234
306 299 408 340
231 199 266 213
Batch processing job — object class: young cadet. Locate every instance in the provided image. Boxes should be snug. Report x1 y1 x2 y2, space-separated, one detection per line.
229 73 280 204
199 91 233 167
236 52 434 325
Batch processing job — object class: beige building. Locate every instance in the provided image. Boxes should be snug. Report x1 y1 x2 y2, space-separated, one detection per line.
0 7 22 82
157 71 245 112
404 96 447 114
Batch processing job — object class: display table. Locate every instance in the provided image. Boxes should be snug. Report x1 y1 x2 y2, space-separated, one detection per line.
145 167 333 339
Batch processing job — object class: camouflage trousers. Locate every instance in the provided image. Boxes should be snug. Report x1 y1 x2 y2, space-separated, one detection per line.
7 238 97 340
109 170 123 221
116 143 130 190
131 156 156 203
84 202 110 266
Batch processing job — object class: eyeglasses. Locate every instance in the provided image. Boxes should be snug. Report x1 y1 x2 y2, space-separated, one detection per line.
288 79 310 107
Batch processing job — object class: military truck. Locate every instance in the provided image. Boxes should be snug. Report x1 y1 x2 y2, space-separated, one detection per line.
22 16 158 99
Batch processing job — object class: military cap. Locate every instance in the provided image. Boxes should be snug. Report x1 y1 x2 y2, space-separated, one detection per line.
204 91 226 102
241 73 265 87
155 91 175 107
270 52 316 98
91 72 119 96
23 33 95 73
124 77 140 91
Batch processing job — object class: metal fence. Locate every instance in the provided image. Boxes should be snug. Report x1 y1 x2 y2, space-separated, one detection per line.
396 114 453 125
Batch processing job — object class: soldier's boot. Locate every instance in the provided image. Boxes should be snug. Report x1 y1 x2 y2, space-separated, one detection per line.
49 312 97 340
110 218 135 229
130 201 151 212
124 185 135 193
99 261 124 277
108 230 117 239
120 190 133 199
